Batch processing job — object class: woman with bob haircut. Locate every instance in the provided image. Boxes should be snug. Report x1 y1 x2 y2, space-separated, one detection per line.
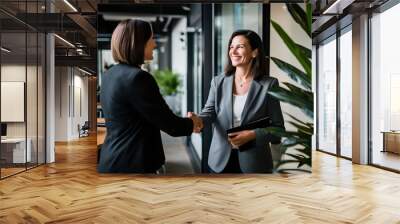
98 19 203 173
189 30 284 173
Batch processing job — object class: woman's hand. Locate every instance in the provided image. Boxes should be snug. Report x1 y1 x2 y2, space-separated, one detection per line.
228 130 256 148
188 112 203 133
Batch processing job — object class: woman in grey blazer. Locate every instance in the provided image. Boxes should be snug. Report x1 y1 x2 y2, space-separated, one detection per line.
190 30 284 173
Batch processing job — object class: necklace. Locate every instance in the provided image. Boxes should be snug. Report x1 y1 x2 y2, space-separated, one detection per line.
235 73 252 88
239 78 246 87
238 76 250 88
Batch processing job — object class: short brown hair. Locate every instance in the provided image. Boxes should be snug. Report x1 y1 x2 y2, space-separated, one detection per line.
111 19 152 66
225 30 268 80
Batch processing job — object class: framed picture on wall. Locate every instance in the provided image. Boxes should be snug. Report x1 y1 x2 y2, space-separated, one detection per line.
1 81 25 122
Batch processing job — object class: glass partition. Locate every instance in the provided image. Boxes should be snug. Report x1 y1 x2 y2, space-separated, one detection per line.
0 1 46 179
214 3 262 75
27 30 38 169
1 31 28 177
317 35 337 155
339 27 352 158
38 32 45 165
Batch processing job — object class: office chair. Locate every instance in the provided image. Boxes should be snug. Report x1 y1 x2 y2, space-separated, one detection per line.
79 121 90 138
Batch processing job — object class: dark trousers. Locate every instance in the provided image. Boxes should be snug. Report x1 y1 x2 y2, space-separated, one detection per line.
210 149 242 174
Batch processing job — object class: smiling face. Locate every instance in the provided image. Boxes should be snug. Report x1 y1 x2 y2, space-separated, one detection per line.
144 33 157 61
229 35 258 68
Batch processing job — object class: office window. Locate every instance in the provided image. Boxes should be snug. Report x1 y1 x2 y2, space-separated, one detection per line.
317 36 337 154
339 28 352 158
214 3 262 75
371 3 400 171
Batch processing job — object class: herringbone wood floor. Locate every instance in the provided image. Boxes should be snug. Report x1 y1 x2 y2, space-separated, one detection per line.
1 135 400 223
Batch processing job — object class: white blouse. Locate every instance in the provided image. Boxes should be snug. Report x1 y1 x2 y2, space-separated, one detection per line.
232 92 248 128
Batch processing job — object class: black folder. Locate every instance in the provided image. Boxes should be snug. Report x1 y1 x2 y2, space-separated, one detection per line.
226 116 272 134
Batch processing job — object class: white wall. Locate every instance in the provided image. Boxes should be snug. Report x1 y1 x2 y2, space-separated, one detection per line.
171 17 188 116
55 67 69 141
73 72 89 138
55 67 89 141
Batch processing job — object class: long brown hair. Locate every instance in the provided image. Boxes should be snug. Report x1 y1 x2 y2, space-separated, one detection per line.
111 19 152 66
224 30 268 80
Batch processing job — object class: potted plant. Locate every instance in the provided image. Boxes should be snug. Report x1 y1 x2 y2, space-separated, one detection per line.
153 69 182 113
153 69 181 96
266 1 313 173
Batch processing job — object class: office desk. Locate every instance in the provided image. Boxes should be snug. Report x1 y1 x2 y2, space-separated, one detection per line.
382 131 400 154
1 138 32 163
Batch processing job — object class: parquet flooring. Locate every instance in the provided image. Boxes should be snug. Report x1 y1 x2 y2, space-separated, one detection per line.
1 167 26 178
1 134 400 223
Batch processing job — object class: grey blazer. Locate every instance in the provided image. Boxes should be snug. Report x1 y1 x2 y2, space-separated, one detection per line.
199 74 284 173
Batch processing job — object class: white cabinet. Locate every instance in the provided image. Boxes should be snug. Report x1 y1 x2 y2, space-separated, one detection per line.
1 138 32 163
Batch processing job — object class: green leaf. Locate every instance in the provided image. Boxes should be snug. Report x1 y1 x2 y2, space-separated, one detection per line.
277 168 311 174
292 147 311 157
264 127 310 145
264 127 290 138
287 121 313 135
306 1 312 38
284 153 311 167
282 82 313 102
285 152 306 160
153 70 181 96
296 44 311 59
285 113 313 130
271 20 311 76
264 127 305 139
276 159 300 166
297 156 312 167
271 57 311 90
268 85 313 117
286 3 311 37
298 142 312 150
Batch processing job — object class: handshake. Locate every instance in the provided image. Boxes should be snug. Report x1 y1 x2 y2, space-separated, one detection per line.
187 112 203 133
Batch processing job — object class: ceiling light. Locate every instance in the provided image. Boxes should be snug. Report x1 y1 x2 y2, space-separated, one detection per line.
63 0 78 12
1 47 11 53
323 0 342 14
181 6 191 11
103 14 157 22
54 34 75 48
322 0 354 15
78 67 92 76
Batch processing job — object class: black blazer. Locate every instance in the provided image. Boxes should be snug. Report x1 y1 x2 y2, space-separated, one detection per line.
98 64 193 173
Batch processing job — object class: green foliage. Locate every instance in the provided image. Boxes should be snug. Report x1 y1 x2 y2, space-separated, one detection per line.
266 1 313 173
153 70 181 96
